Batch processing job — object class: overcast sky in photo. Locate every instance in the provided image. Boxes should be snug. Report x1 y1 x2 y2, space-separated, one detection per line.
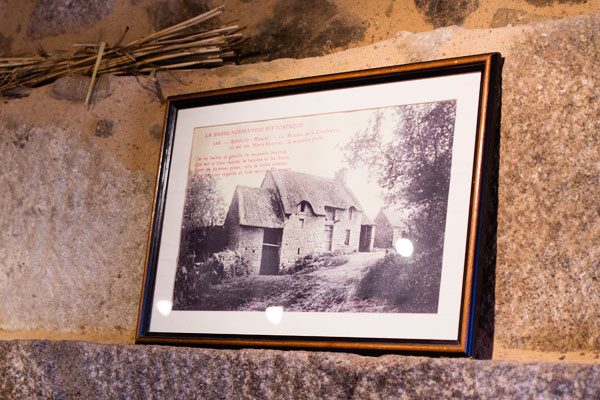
191 107 399 220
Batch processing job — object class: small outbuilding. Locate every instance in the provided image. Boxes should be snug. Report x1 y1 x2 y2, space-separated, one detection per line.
373 208 409 249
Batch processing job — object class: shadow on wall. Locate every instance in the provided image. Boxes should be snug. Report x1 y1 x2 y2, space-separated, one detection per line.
474 58 503 359
414 0 480 28
239 0 483 62
239 0 366 62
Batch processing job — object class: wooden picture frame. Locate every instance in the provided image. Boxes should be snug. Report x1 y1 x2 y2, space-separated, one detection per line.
136 53 502 356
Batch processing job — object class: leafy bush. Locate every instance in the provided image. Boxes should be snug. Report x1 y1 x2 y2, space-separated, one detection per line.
173 253 250 309
228 254 251 278
177 225 225 268
356 249 442 313
172 259 213 309
215 251 251 281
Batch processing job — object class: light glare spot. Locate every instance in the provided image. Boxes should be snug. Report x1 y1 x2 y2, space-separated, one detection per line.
265 306 284 325
395 238 414 257
156 300 172 316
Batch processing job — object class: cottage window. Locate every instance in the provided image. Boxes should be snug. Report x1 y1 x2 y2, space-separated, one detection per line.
348 207 353 220
299 218 305 228
300 201 309 213
344 229 351 245
325 207 336 221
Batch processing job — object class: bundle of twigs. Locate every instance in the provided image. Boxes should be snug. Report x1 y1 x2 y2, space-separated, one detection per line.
0 6 242 101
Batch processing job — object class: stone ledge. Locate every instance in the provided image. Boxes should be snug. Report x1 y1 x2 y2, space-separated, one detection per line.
1 340 598 399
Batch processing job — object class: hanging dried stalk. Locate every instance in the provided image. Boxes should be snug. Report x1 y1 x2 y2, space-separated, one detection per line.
0 6 242 93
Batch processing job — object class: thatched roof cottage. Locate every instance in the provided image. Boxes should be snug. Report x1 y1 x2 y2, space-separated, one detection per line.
223 170 375 275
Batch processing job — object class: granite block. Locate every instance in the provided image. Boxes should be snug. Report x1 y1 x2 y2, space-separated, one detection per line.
0 340 598 399
0 119 153 336
494 14 600 351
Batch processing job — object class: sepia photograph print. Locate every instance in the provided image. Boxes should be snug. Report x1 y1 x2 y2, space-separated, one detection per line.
172 101 457 315
137 53 501 355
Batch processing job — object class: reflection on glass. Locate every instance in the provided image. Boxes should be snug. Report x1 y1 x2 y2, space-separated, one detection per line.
394 238 414 257
156 300 173 317
265 306 284 325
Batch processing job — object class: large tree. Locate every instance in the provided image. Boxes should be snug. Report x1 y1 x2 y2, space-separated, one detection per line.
173 174 228 308
343 100 457 250
178 173 227 265
181 173 226 229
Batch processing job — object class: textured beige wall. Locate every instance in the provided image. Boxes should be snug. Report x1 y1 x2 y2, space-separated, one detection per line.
1 0 598 60
1 2 599 363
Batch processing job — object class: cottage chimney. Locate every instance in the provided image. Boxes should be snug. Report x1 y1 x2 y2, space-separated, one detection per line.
335 168 347 185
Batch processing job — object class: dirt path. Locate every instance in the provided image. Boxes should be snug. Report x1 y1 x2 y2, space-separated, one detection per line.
192 251 389 312
309 250 386 283
236 250 387 312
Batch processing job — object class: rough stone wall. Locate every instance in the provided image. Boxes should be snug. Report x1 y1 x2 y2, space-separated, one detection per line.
279 204 362 265
1 0 598 63
0 118 153 339
2 1 600 397
259 173 321 265
260 173 328 264
492 17 600 353
330 208 362 253
237 227 264 275
223 192 263 274
0 3 599 365
280 207 324 265
2 340 600 399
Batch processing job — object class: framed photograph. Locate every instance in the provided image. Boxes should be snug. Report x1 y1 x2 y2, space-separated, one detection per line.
136 53 501 355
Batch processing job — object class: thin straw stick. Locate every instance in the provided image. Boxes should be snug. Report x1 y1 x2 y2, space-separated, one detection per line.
125 6 224 47
155 25 240 44
84 41 106 106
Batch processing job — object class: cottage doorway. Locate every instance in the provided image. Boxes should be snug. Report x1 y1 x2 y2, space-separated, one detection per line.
324 225 333 251
260 228 283 275
359 225 373 252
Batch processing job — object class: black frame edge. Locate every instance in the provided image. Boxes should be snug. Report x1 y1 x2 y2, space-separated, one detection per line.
136 53 502 357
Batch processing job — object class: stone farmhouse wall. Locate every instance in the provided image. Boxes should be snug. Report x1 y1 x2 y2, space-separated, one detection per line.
280 203 323 265
330 207 362 253
235 226 263 275
224 221 264 275
223 191 264 274
280 204 363 266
